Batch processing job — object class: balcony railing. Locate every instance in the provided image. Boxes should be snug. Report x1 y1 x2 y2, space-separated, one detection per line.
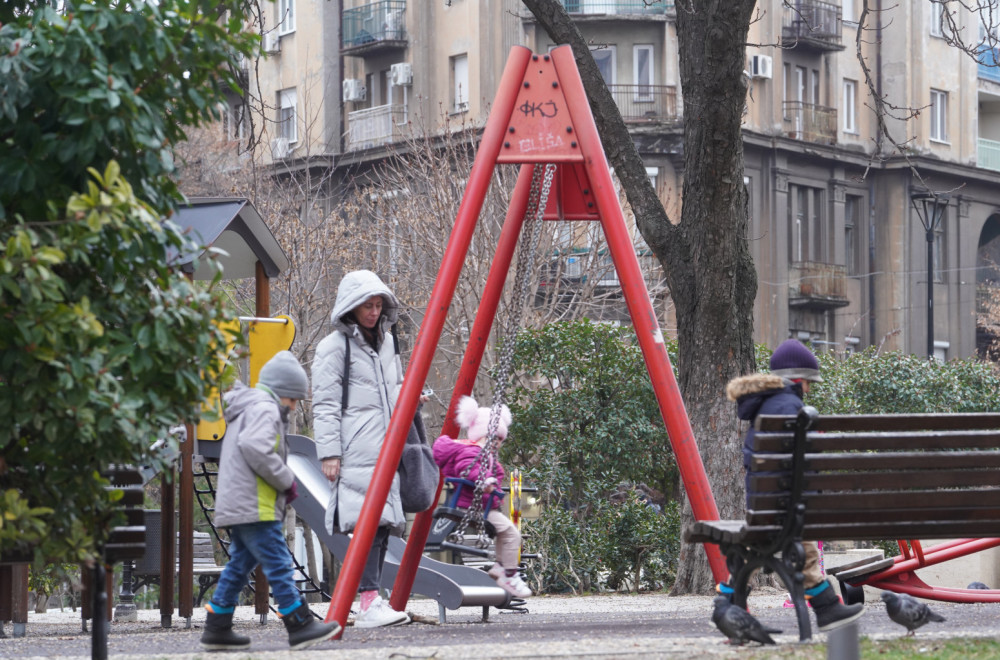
978 137 1000 172
607 84 680 123
346 103 407 151
342 0 406 52
542 248 664 290
782 0 843 50
978 46 1000 83
558 0 672 15
788 261 849 309
782 102 837 145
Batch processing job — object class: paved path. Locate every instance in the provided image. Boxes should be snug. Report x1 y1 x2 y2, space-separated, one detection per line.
2 589 997 659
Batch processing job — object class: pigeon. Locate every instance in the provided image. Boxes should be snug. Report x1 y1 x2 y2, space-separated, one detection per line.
967 581 990 590
711 595 777 645
880 591 946 636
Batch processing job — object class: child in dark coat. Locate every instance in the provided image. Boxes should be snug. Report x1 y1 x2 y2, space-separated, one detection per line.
723 339 863 632
433 396 531 599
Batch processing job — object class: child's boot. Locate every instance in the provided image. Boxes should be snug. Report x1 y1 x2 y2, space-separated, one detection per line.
200 604 251 651
282 601 341 650
808 581 864 632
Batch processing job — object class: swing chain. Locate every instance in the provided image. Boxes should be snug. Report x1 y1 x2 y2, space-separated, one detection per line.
452 163 556 547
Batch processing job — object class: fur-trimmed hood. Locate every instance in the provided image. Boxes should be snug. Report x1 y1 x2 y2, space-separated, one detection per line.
725 373 787 402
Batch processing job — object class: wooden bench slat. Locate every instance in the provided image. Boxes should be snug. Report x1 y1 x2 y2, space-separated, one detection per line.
748 506 1000 527
750 487 1000 511
753 430 1000 452
757 413 1000 432
752 469 1000 492
752 450 1000 472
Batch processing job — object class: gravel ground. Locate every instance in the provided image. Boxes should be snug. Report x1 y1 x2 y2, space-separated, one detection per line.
1 587 997 659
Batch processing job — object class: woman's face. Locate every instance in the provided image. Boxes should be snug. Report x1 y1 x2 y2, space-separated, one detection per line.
353 295 383 329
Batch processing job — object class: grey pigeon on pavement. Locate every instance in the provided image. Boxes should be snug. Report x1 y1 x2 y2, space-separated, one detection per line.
880 591 946 636
967 581 990 590
711 595 776 645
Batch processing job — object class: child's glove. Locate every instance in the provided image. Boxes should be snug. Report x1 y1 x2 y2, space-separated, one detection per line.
285 481 299 505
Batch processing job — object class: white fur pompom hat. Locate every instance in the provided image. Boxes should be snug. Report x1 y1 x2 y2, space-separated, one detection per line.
455 395 512 442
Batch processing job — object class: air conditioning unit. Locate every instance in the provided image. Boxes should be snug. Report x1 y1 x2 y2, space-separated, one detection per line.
750 54 772 80
263 31 280 54
390 62 413 86
342 78 366 102
271 137 290 159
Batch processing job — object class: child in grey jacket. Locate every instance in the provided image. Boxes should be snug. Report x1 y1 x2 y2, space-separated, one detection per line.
201 351 341 652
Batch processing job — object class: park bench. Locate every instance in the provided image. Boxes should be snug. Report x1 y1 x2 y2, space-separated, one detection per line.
130 510 225 607
684 406 1000 641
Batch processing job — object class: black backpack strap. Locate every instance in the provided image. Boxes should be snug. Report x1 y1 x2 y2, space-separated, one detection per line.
342 333 350 410
391 322 400 355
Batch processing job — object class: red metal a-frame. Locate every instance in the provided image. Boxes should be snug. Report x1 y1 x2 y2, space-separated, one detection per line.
324 45 726 628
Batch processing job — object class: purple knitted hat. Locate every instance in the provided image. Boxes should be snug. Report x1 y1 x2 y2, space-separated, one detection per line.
770 339 823 383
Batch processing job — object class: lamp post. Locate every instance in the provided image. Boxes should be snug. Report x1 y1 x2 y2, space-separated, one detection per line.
909 190 950 360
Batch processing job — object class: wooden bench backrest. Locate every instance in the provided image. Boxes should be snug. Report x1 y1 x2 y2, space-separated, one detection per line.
746 410 1000 542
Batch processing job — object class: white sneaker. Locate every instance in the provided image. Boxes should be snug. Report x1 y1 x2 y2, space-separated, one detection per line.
496 573 532 598
354 596 410 628
487 562 504 581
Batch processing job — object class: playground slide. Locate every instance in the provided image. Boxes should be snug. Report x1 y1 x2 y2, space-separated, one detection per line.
285 434 511 615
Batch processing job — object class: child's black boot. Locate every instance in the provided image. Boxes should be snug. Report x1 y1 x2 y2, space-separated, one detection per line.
200 606 251 651
282 601 341 650
809 581 864 632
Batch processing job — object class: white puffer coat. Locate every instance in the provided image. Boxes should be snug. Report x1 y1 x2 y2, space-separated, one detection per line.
312 270 406 534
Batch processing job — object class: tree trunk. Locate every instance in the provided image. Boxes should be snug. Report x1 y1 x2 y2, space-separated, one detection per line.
522 0 758 594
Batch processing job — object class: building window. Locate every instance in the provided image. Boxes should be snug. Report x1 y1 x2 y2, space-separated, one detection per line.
278 0 295 35
633 45 654 101
591 45 616 85
221 101 246 142
930 88 948 142
843 79 857 133
843 0 856 24
845 194 862 275
929 2 944 38
451 53 469 113
278 88 297 142
789 184 826 263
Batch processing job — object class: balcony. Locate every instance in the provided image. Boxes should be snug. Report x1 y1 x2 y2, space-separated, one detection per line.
782 102 837 145
607 84 680 124
558 0 672 15
781 0 845 52
788 261 849 310
979 138 1000 172
346 104 407 151
342 0 406 55
541 248 664 290
978 46 1000 83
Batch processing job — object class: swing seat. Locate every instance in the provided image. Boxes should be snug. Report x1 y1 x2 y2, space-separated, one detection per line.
427 478 505 557
432 477 505 526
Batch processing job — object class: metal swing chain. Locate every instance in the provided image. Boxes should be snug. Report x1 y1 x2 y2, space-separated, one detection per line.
451 163 557 547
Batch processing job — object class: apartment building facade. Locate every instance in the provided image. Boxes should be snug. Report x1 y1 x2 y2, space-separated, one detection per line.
249 0 1000 361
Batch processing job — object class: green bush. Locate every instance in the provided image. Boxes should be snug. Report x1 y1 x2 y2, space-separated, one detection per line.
503 319 681 593
810 348 1000 414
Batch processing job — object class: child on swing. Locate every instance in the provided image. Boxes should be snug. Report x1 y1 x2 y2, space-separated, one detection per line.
432 396 532 599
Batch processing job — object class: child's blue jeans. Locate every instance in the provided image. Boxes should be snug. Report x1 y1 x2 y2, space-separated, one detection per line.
211 521 300 611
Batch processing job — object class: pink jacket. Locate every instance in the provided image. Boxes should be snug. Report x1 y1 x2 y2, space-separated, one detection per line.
432 435 505 509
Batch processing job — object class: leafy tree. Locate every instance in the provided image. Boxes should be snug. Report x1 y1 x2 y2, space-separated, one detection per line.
0 1 256 565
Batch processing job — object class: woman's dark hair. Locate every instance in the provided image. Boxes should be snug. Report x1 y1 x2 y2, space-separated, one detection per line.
343 310 382 351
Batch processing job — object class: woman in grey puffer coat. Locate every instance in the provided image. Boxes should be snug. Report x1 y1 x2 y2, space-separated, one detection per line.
311 270 409 627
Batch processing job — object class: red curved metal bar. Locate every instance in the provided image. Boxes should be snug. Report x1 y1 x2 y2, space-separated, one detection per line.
846 537 1000 603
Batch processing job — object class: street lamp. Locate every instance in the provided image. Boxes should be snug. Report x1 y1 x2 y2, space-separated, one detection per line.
909 189 950 360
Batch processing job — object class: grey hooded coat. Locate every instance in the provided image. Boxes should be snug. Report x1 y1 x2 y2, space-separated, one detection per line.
312 270 406 534
213 382 296 528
